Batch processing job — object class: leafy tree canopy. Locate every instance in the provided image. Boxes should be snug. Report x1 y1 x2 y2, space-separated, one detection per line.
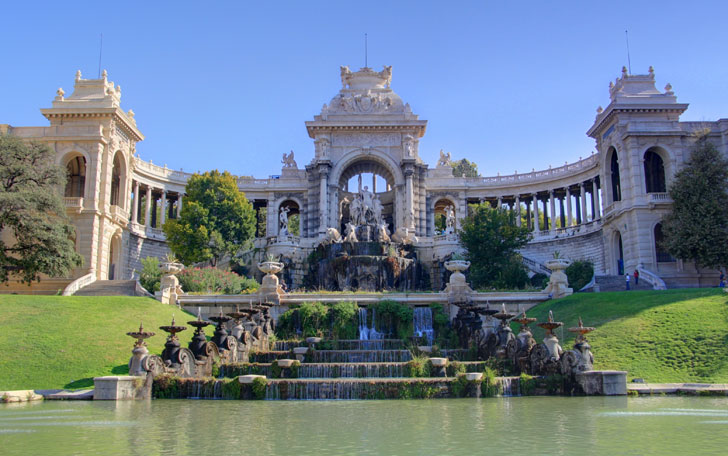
458 203 531 289
451 158 479 177
662 133 728 270
163 170 256 266
0 135 83 283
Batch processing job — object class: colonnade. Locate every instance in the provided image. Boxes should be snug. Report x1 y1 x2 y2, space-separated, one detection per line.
129 180 183 229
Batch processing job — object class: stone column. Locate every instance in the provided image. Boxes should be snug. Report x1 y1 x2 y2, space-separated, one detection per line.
566 188 573 227
592 179 600 220
160 190 167 226
532 194 540 232
580 183 588 223
131 180 139 223
177 194 183 219
144 186 152 227
405 169 415 230
559 195 566 228
549 190 556 233
497 196 502 209
515 196 521 227
319 166 329 233
151 193 158 228
372 174 377 193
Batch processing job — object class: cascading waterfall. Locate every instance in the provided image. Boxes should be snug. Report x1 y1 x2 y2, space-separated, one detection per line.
499 377 520 397
413 307 434 346
298 363 405 378
358 307 384 340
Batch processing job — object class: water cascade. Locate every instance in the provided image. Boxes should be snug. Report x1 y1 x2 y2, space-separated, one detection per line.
358 307 384 340
413 307 434 346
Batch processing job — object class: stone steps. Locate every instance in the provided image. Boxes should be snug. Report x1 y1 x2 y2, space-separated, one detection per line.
74 280 141 296
590 275 653 292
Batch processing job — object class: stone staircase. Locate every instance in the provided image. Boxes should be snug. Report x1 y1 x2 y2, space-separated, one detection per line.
74 280 145 296
589 275 654 292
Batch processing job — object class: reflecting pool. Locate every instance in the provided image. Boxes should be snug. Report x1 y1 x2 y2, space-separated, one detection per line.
2 396 728 455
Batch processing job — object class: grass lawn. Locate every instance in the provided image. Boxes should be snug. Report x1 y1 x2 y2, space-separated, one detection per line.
521 288 728 383
0 295 194 390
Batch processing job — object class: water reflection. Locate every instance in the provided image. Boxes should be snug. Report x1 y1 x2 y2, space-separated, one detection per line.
0 397 727 455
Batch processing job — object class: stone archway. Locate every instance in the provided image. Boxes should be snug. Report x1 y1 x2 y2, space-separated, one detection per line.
108 232 122 280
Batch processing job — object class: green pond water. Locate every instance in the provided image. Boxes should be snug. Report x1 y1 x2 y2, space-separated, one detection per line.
2 396 728 455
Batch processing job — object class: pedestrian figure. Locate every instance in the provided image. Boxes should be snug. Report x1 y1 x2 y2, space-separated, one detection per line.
634 269 639 286
720 271 725 288
625 273 630 290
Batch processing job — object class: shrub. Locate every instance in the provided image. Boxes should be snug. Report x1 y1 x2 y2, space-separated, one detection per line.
404 355 432 378
298 302 330 337
330 301 358 339
481 367 500 397
519 373 536 396
370 300 413 340
139 256 162 292
251 377 268 400
178 267 258 294
530 273 549 289
565 260 594 291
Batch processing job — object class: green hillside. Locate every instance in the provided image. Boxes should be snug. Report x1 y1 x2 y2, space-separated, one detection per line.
522 288 728 383
0 296 194 390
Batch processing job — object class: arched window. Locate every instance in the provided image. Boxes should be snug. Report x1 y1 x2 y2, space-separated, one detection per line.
64 155 86 198
609 148 621 202
110 153 122 206
644 149 666 193
654 223 675 262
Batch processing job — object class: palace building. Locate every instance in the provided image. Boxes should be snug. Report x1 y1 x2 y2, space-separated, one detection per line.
2 65 726 294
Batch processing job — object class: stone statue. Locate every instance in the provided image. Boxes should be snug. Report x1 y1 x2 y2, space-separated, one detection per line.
403 135 415 157
279 206 290 236
344 222 358 243
378 222 390 242
445 205 455 234
282 150 298 169
437 149 452 168
349 196 362 226
340 65 352 89
372 196 383 225
379 65 392 88
321 227 342 245
360 186 374 222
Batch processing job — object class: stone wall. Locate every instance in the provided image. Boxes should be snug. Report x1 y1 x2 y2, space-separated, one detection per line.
125 232 171 279
519 230 605 274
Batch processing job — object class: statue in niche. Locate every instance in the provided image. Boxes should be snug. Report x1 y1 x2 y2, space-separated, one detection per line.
403 135 415 157
279 206 290 236
282 150 297 169
445 205 456 234
344 222 358 243
437 149 452 168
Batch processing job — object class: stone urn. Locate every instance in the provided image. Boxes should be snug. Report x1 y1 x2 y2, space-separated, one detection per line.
257 261 285 298
443 260 473 296
429 357 449 377
544 258 573 298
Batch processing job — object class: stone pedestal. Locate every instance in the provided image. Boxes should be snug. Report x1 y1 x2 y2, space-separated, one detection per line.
544 258 573 298
443 260 473 301
576 370 627 396
93 376 144 400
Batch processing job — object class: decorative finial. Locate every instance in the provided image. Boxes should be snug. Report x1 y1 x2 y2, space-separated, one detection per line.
127 109 135 119
664 83 673 95
621 66 628 76
139 321 144 332
578 316 584 328
648 65 654 76
596 106 603 114
102 69 107 79
171 315 175 326
75 70 82 82
609 81 614 90
56 87 65 98
548 310 554 323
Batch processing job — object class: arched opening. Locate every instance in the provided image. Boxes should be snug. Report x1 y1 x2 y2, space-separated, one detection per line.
609 147 622 202
110 152 123 207
108 233 121 280
278 200 301 236
644 148 666 193
64 155 86 198
337 159 396 234
615 231 624 275
433 198 456 235
654 223 675 262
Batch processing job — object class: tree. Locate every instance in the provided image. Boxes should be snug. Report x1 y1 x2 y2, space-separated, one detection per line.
458 204 531 289
0 135 83 284
163 170 256 266
451 158 479 177
662 133 728 270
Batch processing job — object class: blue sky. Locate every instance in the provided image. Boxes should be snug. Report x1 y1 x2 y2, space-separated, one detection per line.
1 1 726 178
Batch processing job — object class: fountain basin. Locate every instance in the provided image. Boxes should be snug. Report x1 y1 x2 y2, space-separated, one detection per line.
306 337 323 344
293 347 309 355
276 359 296 368
417 346 432 353
429 357 448 367
238 375 267 384
464 372 483 381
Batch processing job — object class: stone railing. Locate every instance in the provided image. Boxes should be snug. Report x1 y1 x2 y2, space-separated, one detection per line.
636 266 667 290
128 222 167 241
64 197 84 213
462 154 599 187
109 204 129 222
9 125 104 139
133 156 193 182
267 234 301 245
433 233 459 243
649 192 672 203
62 271 96 296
